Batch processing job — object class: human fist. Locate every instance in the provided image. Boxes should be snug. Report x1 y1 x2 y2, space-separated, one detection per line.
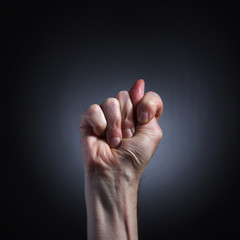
79 79 163 183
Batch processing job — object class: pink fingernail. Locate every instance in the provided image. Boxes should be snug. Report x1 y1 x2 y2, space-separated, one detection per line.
138 112 148 123
111 137 121 148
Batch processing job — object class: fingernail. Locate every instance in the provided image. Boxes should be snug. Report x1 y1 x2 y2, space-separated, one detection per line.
123 129 133 138
111 137 121 148
138 112 148 123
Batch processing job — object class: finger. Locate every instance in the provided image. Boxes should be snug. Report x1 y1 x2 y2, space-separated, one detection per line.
129 79 145 107
101 98 122 148
79 104 107 137
137 91 163 124
116 91 135 138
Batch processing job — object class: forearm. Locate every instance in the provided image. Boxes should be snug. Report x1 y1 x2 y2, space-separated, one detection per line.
85 171 139 240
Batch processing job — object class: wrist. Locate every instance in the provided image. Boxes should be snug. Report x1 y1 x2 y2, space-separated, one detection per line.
85 171 139 240
84 154 142 186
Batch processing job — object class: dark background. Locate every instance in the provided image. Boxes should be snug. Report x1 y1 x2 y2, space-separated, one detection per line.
3 1 239 239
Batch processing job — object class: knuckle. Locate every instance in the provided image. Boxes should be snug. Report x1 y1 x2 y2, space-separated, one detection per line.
117 90 129 99
103 97 119 107
88 104 100 114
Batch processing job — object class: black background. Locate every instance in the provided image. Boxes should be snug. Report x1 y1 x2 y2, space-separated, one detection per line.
4 1 239 239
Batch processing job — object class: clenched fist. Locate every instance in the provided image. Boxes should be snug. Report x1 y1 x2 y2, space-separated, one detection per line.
79 79 163 240
79 79 163 180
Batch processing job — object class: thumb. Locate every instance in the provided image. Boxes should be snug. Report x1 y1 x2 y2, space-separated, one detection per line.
133 118 163 163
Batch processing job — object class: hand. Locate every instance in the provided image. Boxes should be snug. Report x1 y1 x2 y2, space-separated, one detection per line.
79 79 163 240
79 79 163 183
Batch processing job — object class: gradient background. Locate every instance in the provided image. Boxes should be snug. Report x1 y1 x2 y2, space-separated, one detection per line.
4 2 239 239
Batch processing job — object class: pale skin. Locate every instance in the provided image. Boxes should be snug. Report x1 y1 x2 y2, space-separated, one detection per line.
79 79 163 240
